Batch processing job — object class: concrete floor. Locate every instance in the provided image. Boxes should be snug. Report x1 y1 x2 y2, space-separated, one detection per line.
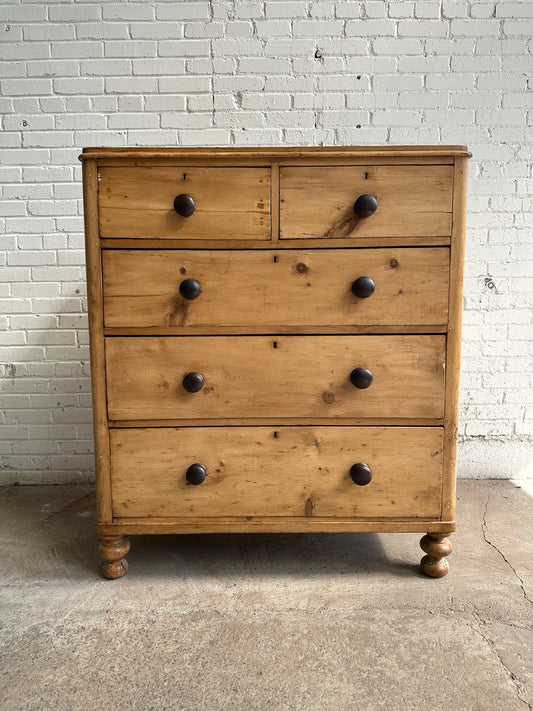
0 481 532 711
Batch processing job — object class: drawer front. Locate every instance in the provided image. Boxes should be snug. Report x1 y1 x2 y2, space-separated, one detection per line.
106 335 446 421
110 426 443 519
103 248 450 329
98 167 271 240
280 165 453 239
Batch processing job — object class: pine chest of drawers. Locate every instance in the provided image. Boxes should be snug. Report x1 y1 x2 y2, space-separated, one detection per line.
81 145 470 579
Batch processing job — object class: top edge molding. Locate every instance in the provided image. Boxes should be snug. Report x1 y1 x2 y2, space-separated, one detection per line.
79 145 472 161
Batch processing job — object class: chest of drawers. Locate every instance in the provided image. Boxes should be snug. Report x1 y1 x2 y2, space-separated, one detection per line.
81 145 470 579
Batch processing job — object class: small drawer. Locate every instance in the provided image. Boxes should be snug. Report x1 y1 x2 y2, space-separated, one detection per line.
102 247 450 330
280 165 453 240
110 426 443 519
98 166 271 240
105 335 446 421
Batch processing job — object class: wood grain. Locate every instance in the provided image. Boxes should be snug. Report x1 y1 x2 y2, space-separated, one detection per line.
80 145 472 160
98 166 271 240
82 159 112 523
442 156 469 520
101 236 451 249
280 165 453 239
102 247 450 329
105 335 446 421
98 519 457 535
110 426 443 519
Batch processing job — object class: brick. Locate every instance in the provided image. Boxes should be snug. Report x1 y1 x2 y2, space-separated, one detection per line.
55 114 106 130
442 1 469 18
54 77 104 95
239 57 290 73
102 5 154 21
160 113 212 129
156 3 210 20
255 20 292 37
363 2 388 18
80 60 132 76
104 41 157 58
77 23 129 40
373 38 423 54
185 22 225 38
226 22 254 38
451 19 500 35
235 2 264 19
496 2 533 18
144 95 187 112
334 2 360 17
265 39 316 56
105 77 158 94
293 20 344 36
23 24 76 41
108 114 160 129
133 58 186 75
179 129 230 145
0 6 47 22
415 1 441 18
158 40 211 57
372 109 423 125
266 2 308 17
374 74 424 91
389 2 414 18
159 76 211 93
426 74 475 90
346 19 396 35
503 19 533 35
470 3 497 19
2 79 52 96
130 23 184 40
398 19 448 36
0 62 26 78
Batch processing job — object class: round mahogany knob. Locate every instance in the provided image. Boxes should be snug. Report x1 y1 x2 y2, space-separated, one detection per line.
351 276 375 298
183 372 204 393
350 463 372 486
186 463 207 485
350 367 373 389
353 194 378 218
174 193 196 217
179 279 201 300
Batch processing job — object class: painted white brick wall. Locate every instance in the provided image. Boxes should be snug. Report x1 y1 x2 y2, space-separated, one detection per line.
1 0 532 483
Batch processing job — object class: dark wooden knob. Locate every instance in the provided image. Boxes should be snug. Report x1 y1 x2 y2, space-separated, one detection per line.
350 367 373 389
351 276 375 298
353 194 378 218
183 372 204 393
174 193 196 217
350 463 372 486
179 279 201 300
186 463 207 485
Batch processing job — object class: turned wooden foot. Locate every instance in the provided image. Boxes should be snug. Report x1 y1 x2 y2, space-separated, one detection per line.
99 535 130 579
420 533 453 578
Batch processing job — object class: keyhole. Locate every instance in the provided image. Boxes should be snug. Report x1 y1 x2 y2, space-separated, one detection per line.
183 173 188 181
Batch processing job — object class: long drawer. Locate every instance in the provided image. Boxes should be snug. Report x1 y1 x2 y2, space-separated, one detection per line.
98 166 271 240
105 335 446 421
102 248 450 329
110 426 443 519
280 164 453 239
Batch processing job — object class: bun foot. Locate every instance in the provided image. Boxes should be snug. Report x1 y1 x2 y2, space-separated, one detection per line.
420 533 453 578
99 535 130 579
